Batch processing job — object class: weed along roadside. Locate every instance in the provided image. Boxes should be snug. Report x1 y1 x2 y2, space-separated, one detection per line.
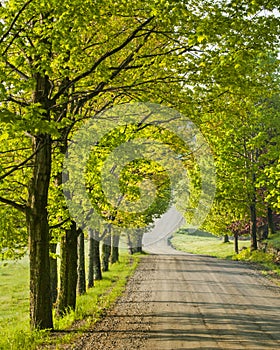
0 253 140 350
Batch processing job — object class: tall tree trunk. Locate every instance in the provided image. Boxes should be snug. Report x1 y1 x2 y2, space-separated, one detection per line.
102 232 111 272
49 242 58 304
127 233 134 255
136 231 144 252
88 230 94 288
27 134 53 330
234 232 239 254
77 229 86 295
67 223 78 311
250 169 258 252
267 206 276 235
93 231 102 280
250 201 258 251
111 234 119 264
56 221 79 316
56 232 68 315
127 231 143 254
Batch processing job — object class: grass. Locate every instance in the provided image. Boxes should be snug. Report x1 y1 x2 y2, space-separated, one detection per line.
171 228 280 282
233 232 280 280
266 233 280 250
170 228 251 259
0 252 140 350
0 257 30 349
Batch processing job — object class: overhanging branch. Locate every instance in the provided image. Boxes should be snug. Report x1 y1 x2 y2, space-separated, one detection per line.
0 143 42 182
0 196 26 213
0 0 34 45
51 16 155 103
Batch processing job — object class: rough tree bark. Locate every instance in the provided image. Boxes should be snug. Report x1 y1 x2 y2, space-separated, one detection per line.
250 170 258 252
93 231 102 280
49 242 58 304
88 230 94 288
267 206 276 235
234 232 239 254
77 229 86 295
27 134 53 329
111 233 120 264
56 221 79 316
102 231 111 272
26 72 53 330
250 201 258 251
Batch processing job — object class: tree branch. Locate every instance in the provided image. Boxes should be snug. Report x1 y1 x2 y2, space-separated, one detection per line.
0 196 26 213
0 147 30 154
51 16 155 103
0 0 34 45
49 217 70 229
6 95 29 106
4 61 30 80
0 144 41 182
72 34 152 113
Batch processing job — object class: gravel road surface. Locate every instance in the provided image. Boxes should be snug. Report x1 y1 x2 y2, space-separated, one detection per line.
69 208 280 349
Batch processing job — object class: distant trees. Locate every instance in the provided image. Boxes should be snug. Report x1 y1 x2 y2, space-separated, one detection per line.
201 84 280 251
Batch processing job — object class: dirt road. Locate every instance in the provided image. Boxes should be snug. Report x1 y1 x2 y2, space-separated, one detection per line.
72 254 280 349
71 208 280 349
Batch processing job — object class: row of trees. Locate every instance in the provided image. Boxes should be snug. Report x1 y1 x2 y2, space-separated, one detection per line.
200 70 280 251
0 0 279 330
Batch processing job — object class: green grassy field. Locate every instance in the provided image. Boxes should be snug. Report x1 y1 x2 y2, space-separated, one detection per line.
0 257 30 349
0 253 139 350
171 229 280 281
170 229 251 259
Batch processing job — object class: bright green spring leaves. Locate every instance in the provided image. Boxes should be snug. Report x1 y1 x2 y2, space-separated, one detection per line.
0 126 30 259
0 0 279 257
200 91 280 235
84 123 193 229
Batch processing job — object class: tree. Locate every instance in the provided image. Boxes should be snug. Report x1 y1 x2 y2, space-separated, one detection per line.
200 74 280 250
